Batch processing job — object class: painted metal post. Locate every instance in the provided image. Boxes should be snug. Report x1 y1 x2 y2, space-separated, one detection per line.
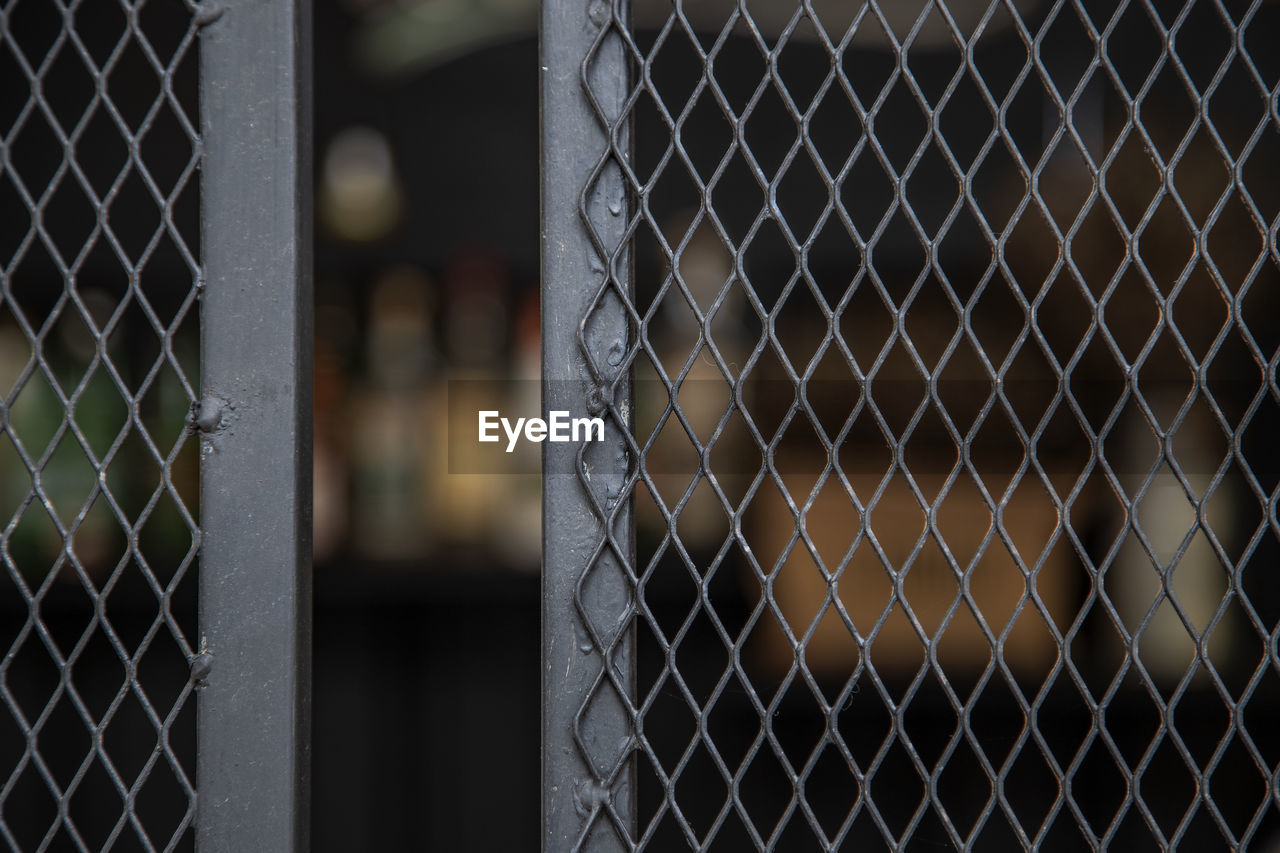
542 0 635 849
196 0 313 846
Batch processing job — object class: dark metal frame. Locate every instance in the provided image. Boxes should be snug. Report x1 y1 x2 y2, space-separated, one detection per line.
543 0 637 848
196 0 313 847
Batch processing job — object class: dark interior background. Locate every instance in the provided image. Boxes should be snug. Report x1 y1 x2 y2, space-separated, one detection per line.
0 0 1278 849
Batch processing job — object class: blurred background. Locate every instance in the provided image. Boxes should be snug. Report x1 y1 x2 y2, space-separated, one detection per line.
1 0 1278 849
310 0 544 848
308 0 1280 848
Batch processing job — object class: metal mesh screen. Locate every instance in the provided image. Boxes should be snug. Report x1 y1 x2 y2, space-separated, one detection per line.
0 0 202 848
563 0 1280 848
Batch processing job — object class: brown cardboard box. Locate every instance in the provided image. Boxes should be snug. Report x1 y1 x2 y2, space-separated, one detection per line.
746 452 1081 680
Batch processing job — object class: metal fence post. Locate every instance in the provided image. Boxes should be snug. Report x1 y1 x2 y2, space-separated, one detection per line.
197 0 313 847
542 0 636 849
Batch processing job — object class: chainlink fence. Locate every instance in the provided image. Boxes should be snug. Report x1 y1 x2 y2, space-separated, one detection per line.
0 0 310 848
0 0 202 847
544 0 1280 849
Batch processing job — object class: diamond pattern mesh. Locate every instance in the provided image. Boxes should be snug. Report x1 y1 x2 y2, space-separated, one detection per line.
0 0 201 848
571 0 1280 848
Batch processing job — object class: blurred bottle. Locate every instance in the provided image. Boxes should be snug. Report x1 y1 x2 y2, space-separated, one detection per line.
430 249 510 550
642 216 747 553
2 295 128 584
494 285 541 569
349 266 437 561
440 249 510 371
1113 390 1238 682
0 323 54 583
313 303 351 564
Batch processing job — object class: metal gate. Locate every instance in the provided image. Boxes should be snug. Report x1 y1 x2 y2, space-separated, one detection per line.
543 0 1280 849
0 0 310 848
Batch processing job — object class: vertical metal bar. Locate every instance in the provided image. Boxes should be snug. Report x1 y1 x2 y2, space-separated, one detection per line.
196 0 312 846
542 0 635 849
